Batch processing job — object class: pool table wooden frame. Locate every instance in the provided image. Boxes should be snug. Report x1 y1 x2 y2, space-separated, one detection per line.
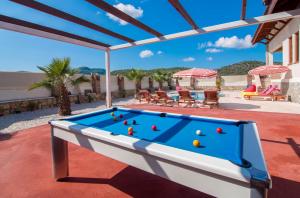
49 107 271 198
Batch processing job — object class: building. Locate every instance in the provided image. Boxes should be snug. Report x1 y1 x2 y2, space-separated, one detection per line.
252 0 300 103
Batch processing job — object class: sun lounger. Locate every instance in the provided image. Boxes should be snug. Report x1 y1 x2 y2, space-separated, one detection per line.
155 91 174 105
203 90 219 108
244 85 282 100
178 90 196 107
138 90 158 103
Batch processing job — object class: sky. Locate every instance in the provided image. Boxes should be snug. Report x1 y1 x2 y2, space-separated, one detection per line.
0 0 274 72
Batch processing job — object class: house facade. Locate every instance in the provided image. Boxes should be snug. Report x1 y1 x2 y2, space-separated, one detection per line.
252 0 300 103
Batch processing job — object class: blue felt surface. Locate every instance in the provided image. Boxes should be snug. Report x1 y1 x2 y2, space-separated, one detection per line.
67 108 245 166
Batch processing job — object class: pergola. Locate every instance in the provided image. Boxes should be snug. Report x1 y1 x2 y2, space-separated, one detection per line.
1 0 300 108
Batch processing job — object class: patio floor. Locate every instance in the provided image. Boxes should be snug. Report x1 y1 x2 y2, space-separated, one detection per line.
0 105 299 198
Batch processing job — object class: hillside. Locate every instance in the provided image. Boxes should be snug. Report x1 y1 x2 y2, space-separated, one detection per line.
78 61 280 76
217 61 264 76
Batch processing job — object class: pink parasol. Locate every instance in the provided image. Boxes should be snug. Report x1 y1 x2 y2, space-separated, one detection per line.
248 65 290 76
173 68 217 78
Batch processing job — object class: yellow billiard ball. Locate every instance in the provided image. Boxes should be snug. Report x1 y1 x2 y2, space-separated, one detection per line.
193 140 200 147
111 112 115 116
128 127 133 132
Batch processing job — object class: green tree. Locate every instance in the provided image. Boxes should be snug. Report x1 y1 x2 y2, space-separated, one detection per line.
29 58 89 116
152 70 169 89
124 69 146 93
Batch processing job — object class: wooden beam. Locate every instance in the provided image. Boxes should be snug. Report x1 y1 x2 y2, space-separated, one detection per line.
258 41 267 45
241 0 247 20
0 15 109 50
110 8 300 50
86 0 163 37
168 0 198 29
264 19 291 43
10 0 134 43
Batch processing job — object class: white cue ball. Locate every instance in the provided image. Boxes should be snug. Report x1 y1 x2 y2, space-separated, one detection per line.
196 130 201 135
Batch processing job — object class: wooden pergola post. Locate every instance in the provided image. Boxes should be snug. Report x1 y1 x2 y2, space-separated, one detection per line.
105 49 112 108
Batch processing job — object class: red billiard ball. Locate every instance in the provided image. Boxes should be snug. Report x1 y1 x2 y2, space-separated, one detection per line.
123 120 128 125
119 114 123 119
128 131 133 136
151 125 157 131
217 128 222 133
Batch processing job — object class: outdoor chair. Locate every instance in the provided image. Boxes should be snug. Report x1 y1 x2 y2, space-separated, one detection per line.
155 91 175 106
138 90 158 104
178 90 196 107
203 89 219 108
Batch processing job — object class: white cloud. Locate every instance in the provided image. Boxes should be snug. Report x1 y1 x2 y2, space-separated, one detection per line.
182 57 195 62
157 50 163 55
207 57 213 61
106 3 143 25
214 34 254 49
197 41 213 49
205 48 223 53
139 50 153 58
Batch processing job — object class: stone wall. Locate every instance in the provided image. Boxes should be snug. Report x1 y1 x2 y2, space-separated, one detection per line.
280 82 300 103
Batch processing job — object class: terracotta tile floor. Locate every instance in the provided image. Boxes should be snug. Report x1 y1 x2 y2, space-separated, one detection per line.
0 105 299 198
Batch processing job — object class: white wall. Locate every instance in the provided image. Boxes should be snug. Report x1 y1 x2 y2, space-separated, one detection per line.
0 72 93 101
222 75 247 87
268 18 300 81
195 77 216 87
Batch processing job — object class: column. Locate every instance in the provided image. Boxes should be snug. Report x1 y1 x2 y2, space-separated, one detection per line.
265 45 274 65
105 49 112 108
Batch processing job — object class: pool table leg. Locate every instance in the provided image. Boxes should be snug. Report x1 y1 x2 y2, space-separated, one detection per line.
51 127 69 180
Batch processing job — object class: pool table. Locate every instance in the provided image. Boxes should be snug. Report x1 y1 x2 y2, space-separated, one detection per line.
50 107 271 198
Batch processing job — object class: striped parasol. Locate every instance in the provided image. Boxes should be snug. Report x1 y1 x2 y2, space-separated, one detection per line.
173 68 217 78
248 65 290 76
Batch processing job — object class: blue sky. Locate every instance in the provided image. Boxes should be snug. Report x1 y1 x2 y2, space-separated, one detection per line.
0 0 272 72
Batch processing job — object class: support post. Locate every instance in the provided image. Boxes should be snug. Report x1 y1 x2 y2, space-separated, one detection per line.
265 45 273 65
51 127 69 180
105 49 112 108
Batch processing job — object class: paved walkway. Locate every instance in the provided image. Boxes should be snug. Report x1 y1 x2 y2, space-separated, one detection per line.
0 105 299 198
219 91 300 114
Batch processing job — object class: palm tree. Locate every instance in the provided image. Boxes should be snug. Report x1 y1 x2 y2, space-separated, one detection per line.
29 58 89 116
124 69 146 93
152 70 169 90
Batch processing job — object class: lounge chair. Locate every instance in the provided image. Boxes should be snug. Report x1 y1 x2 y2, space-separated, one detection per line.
178 90 196 107
241 85 256 98
138 90 158 103
203 90 219 108
245 85 281 100
155 90 175 106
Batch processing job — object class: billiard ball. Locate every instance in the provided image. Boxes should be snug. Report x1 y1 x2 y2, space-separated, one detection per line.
113 116 117 121
193 140 200 147
119 114 123 119
196 130 201 135
128 127 133 133
111 112 115 116
217 128 222 133
151 125 157 131
123 120 128 125
128 131 133 136
132 120 137 125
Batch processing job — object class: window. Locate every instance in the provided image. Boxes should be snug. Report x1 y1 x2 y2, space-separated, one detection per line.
289 36 293 65
295 32 299 63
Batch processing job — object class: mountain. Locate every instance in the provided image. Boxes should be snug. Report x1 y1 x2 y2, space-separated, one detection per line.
217 61 265 76
77 67 105 75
